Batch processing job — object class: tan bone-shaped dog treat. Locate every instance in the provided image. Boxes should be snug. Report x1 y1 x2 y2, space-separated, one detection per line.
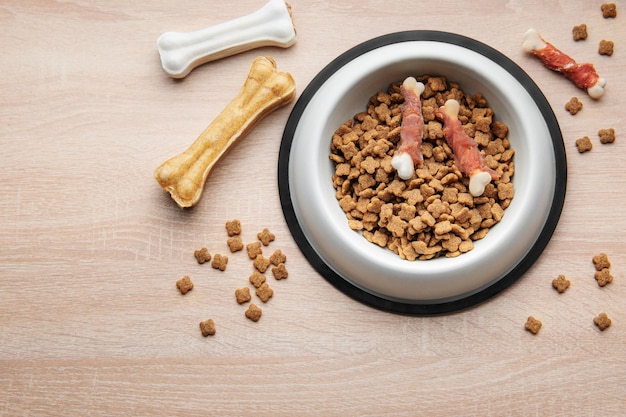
154 56 296 208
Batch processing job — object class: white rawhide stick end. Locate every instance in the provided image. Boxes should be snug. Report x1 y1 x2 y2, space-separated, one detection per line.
157 0 297 78
403 76 425 97
391 152 414 180
522 29 546 53
469 171 492 197
442 99 460 119
587 77 606 99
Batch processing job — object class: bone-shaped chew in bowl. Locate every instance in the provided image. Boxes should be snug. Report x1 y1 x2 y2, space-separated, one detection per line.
154 56 296 208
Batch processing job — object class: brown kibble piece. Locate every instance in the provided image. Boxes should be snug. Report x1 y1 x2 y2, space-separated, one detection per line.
211 253 228 271
176 275 193 294
601 3 617 18
552 274 571 293
257 228 275 246
227 237 244 253
246 242 262 259
594 268 614 287
253 255 271 273
249 270 267 288
272 263 289 280
572 24 588 41
599 40 614 56
235 287 252 304
525 316 542 335
576 136 592 153
255 282 274 302
598 128 616 144
225 219 242 236
199 319 216 337
593 312 612 331
270 249 287 266
245 303 263 322
565 97 583 115
193 247 211 264
592 253 611 271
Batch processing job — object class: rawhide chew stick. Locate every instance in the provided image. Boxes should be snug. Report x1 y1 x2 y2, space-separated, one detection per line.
157 0 297 78
154 56 296 208
522 29 606 99
391 77 425 180
434 99 499 197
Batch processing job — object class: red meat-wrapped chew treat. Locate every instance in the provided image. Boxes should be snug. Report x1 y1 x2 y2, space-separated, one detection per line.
434 99 499 197
391 77 425 179
522 29 606 99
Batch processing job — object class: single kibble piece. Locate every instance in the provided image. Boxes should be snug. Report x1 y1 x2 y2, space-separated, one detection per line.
594 268 614 287
599 40 614 56
592 253 611 271
246 241 263 259
199 319 216 337
211 253 228 271
176 275 194 294
253 255 271 273
249 270 267 288
255 282 274 303
272 263 289 280
552 274 571 293
225 219 242 236
572 24 588 41
245 303 263 322
235 287 252 304
598 128 616 144
593 313 612 331
525 316 542 335
576 136 592 153
565 97 583 115
270 249 287 266
601 3 617 18
257 228 275 246
194 247 211 264
227 236 244 253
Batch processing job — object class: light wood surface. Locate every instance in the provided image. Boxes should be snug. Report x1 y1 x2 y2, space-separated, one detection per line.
1 1 624 415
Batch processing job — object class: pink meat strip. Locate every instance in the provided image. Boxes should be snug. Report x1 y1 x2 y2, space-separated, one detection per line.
434 100 499 196
398 77 425 165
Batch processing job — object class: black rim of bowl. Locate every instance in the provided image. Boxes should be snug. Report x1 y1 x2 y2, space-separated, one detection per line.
278 30 567 315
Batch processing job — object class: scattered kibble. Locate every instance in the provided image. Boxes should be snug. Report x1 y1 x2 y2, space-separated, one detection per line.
249 270 267 288
599 40 614 56
593 253 611 271
552 274 571 293
253 254 271 273
270 249 287 266
194 247 211 264
199 319 216 336
225 219 242 236
246 241 263 259
272 263 289 280
525 316 542 335
601 3 617 18
594 268 614 287
176 275 194 295
255 283 274 303
594 313 612 331
227 236 244 252
245 304 263 322
565 97 583 115
572 24 588 41
235 287 252 304
257 228 275 246
211 253 228 271
576 136 593 153
598 128 616 144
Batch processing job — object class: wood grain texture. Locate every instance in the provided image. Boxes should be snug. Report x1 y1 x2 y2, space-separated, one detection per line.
1 1 624 416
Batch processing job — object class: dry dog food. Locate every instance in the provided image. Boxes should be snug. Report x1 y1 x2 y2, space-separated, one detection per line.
270 249 287 266
593 253 611 270
552 274 571 293
594 312 612 331
225 219 242 236
199 318 216 336
211 253 228 271
601 3 617 18
246 241 263 259
598 128 616 144
227 236 244 252
255 283 274 302
576 136 593 153
257 228 276 246
594 268 614 287
249 270 267 288
330 75 515 260
245 303 263 322
565 97 583 115
194 247 211 264
235 287 252 304
572 24 588 41
599 40 614 56
525 316 542 334
176 275 194 294
253 255 271 273
272 263 289 280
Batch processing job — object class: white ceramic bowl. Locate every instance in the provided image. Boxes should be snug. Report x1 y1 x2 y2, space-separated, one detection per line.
279 31 566 314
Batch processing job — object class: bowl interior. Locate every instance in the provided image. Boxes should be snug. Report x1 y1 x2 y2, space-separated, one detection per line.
279 32 566 313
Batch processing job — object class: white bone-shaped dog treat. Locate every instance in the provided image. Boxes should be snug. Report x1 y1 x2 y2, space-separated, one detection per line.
157 0 297 78
154 56 296 208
